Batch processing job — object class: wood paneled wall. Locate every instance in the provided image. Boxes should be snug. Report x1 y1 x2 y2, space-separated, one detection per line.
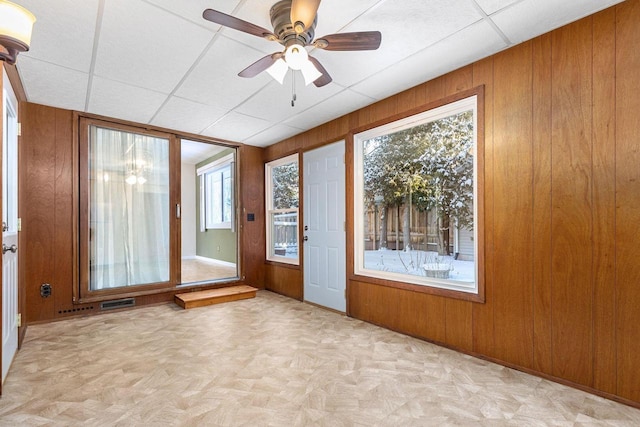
20 104 77 322
262 1 640 406
19 105 266 323
239 145 265 288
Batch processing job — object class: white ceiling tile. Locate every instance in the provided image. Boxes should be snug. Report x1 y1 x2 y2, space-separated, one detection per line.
310 48 394 88
143 0 241 31
88 77 168 124
236 72 342 123
17 0 99 72
151 97 228 134
284 89 375 130
94 0 213 93
352 0 482 56
473 0 520 15
313 0 382 40
312 0 483 87
243 124 304 147
492 0 624 44
176 36 274 110
16 57 89 111
353 20 508 101
181 139 228 164
202 112 272 142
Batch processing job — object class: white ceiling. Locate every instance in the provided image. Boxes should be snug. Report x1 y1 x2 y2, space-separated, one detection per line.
181 139 228 164
14 0 623 147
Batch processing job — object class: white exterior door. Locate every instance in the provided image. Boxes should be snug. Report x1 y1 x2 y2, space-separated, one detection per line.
303 141 346 312
2 70 19 383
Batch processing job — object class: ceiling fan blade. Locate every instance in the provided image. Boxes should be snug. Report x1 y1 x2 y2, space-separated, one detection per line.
203 9 276 40
290 0 321 33
308 56 332 87
313 31 382 51
238 53 283 78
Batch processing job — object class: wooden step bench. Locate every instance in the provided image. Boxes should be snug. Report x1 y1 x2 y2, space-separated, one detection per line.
174 285 257 309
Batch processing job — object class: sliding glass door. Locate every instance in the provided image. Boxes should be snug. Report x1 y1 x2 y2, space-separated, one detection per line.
79 119 180 300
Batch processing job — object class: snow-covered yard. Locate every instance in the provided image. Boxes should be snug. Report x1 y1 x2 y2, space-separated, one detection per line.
364 249 474 282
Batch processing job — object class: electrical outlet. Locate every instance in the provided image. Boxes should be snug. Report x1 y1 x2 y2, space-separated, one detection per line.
40 283 52 298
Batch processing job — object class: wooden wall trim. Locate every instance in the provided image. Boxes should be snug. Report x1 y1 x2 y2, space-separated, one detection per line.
3 63 27 102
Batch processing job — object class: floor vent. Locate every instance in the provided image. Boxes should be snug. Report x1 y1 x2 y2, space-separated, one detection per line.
101 298 135 311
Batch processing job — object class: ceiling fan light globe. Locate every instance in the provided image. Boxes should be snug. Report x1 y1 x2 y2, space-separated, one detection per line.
301 60 322 86
266 58 288 84
285 44 308 70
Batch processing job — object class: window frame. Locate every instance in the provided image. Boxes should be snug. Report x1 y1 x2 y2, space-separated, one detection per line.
197 153 234 231
352 88 484 302
78 117 181 302
265 153 300 265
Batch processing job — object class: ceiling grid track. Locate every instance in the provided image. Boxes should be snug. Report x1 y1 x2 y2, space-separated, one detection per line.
469 0 514 46
146 0 260 127
84 0 106 112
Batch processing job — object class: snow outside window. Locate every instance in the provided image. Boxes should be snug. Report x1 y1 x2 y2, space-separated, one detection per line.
266 154 299 265
354 94 480 295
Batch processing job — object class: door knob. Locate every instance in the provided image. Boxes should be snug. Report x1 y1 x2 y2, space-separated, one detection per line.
2 244 17 254
303 236 308 241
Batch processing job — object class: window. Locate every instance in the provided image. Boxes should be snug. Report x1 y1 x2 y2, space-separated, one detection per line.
354 92 483 296
266 154 299 264
198 153 234 230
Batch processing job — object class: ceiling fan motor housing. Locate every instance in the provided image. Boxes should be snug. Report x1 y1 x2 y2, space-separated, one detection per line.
270 0 316 46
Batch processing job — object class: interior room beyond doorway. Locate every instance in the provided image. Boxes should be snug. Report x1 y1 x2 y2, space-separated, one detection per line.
181 139 238 284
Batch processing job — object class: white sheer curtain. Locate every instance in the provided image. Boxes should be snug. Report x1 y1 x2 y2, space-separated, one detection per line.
89 126 170 290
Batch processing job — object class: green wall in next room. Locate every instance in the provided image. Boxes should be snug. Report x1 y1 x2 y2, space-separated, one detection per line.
195 148 237 264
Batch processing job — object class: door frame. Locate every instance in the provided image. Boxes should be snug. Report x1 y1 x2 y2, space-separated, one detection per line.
302 140 347 312
1 65 20 389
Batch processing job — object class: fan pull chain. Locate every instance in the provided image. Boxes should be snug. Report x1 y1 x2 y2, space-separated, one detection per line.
291 72 297 107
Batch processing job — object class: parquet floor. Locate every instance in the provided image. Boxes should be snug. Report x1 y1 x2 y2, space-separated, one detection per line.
1 291 640 426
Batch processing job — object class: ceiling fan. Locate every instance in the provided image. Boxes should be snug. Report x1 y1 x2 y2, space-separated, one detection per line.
202 0 382 87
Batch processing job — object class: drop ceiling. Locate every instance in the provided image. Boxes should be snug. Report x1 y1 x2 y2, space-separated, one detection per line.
13 0 622 147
